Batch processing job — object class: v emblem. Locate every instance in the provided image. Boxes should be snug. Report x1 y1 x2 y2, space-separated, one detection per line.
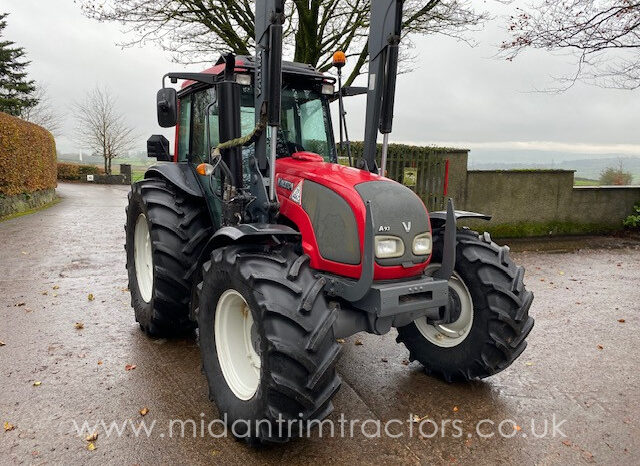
402 221 411 233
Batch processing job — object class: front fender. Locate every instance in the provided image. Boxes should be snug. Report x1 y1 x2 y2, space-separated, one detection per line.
210 223 300 250
429 210 491 229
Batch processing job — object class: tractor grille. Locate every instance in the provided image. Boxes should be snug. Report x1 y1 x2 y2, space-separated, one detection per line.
301 180 360 265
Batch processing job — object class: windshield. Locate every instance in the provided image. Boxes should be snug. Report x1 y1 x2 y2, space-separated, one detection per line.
202 84 335 163
275 86 335 161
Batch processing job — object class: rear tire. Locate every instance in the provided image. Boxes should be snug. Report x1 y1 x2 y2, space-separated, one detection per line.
397 229 534 382
125 177 211 337
196 244 341 445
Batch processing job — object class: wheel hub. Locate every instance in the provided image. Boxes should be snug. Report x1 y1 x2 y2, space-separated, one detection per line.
133 214 153 303
414 263 474 348
447 286 463 323
215 290 261 401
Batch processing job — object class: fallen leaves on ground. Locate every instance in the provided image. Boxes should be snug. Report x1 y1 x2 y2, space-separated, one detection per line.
97 360 103 366
401 359 409 366
597 344 604 350
514 424 522 431
87 442 97 451
618 319 626 323
15 302 25 307
85 432 98 442
562 440 572 447
42 291 48 295
53 285 59 290
125 364 137 371
354 339 363 346
0 341 4 347
4 421 15 432
335 338 345 344
121 287 129 293
139 407 149 416
525 362 534 366
33 381 41 387
411 414 429 423
453 406 459 413
74 322 84 330
88 293 95 301
381 358 388 363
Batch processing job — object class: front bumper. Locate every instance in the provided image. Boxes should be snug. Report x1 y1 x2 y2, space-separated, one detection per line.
354 275 448 319
331 274 450 337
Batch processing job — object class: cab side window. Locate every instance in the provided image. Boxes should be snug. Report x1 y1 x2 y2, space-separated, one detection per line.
177 95 191 162
190 87 217 163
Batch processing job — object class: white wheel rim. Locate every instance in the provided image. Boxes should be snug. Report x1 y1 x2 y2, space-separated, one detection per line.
215 289 261 401
414 263 474 348
134 214 153 303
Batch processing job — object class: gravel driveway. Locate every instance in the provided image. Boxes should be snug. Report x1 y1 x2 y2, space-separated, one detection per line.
1 182 639 464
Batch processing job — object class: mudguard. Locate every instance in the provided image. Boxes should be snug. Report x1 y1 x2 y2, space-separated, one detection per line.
144 163 204 198
429 210 491 229
209 223 299 250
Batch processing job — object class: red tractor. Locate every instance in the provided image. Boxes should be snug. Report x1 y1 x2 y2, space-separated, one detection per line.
125 0 534 444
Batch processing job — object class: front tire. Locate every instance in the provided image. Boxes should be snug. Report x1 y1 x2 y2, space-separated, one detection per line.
125 177 211 336
196 244 341 445
397 229 534 382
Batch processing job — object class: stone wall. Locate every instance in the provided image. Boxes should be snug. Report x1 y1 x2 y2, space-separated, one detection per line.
0 188 56 217
460 169 640 237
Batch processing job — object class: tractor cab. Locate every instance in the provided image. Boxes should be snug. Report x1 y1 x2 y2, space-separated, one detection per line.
172 55 338 167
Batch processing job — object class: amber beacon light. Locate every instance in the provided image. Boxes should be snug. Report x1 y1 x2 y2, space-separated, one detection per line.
332 50 346 68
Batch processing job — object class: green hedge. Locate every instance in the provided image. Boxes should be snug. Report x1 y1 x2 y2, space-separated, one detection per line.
338 142 466 211
0 112 57 196
57 162 105 181
341 141 466 160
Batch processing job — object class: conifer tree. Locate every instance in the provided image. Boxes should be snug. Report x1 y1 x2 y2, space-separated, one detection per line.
0 13 37 116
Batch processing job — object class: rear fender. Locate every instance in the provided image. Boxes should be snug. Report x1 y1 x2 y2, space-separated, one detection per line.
144 163 204 198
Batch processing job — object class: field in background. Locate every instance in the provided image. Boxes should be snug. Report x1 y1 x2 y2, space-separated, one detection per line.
574 177 602 186
57 154 152 183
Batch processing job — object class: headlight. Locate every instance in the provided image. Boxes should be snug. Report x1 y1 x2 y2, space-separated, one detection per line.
375 236 404 259
412 233 432 255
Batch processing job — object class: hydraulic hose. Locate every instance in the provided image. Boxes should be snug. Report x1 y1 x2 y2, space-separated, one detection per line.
212 113 268 156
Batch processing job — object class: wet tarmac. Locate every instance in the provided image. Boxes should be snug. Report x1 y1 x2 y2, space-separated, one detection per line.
1 182 639 465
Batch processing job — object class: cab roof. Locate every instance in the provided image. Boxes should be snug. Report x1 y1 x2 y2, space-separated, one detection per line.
181 54 328 90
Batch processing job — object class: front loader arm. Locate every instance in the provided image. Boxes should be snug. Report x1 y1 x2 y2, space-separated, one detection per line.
362 0 403 174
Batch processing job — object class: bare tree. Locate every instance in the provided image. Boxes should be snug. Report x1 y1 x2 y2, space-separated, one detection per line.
21 83 64 136
501 1 640 90
79 0 490 85
600 162 634 185
72 87 136 174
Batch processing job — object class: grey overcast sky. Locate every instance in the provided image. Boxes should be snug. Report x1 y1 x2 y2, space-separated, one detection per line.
3 0 640 162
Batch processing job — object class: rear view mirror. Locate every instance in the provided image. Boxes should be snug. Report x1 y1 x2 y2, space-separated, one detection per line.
147 135 172 161
157 88 177 128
